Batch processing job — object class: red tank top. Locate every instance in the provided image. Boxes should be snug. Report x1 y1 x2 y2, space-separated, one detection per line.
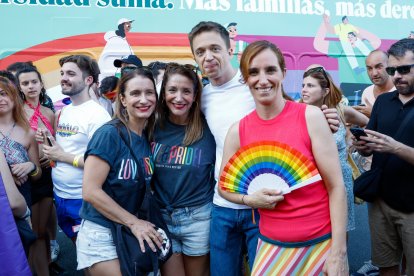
239 101 331 243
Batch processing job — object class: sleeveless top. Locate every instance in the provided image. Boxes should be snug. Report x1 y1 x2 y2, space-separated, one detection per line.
0 136 30 165
26 101 54 136
239 101 331 245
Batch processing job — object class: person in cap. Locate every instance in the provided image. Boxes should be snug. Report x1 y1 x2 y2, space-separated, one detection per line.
113 55 143 78
98 18 135 80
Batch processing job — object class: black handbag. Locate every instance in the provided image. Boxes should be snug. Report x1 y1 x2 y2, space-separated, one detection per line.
108 121 172 275
353 107 414 202
353 167 382 202
113 190 172 275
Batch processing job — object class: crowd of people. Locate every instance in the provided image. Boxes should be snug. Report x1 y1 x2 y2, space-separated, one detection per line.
1 20 413 276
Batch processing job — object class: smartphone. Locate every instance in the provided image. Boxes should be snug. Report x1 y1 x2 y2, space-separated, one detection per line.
46 136 53 146
350 127 368 141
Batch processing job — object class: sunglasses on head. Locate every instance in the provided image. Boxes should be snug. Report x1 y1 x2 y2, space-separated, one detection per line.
385 64 414 76
305 66 330 85
166 62 197 73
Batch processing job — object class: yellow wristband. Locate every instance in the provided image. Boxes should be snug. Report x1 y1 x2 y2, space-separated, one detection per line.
29 165 39 177
72 154 82 168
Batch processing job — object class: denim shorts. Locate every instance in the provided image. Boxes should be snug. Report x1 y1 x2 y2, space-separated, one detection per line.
76 220 117 270
161 202 212 256
54 194 82 238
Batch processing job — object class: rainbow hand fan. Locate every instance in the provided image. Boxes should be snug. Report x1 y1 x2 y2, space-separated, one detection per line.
219 141 322 195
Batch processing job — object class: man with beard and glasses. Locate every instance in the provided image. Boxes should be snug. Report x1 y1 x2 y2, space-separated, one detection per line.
38 55 111 242
353 38 414 276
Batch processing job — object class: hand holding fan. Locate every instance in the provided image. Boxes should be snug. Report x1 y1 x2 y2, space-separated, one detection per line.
219 141 322 195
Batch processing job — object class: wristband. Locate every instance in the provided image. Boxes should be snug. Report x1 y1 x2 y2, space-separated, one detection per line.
19 206 31 219
29 165 39 177
29 162 36 174
242 195 247 206
72 154 82 168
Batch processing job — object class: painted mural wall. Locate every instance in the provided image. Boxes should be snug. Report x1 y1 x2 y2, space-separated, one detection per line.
1 0 413 103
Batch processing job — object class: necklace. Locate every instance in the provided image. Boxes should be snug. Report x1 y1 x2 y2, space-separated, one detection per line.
0 122 16 139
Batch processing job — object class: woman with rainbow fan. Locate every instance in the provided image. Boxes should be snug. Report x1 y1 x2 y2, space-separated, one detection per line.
218 40 348 275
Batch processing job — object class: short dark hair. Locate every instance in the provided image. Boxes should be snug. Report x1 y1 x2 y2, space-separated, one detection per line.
388 38 414 58
342 16 348 22
148 61 167 80
99 76 118 95
6 61 35 73
0 70 18 87
59 55 99 83
348 31 356 37
227 22 237 28
188 21 230 52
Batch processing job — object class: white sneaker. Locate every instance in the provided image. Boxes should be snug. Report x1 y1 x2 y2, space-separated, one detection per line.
50 242 60 262
351 260 379 276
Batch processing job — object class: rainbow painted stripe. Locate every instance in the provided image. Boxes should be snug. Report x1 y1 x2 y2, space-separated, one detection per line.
219 141 321 195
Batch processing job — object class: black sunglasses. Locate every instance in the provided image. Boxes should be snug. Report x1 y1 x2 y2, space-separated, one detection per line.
385 64 414 76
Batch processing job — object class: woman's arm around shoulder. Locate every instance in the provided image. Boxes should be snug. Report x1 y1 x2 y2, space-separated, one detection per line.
305 105 349 275
344 105 369 127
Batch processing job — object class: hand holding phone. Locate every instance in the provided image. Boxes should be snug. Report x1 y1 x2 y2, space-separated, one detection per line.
43 132 56 167
350 127 368 141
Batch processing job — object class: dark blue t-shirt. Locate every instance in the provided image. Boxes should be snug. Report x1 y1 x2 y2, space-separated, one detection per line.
80 121 153 228
152 119 216 210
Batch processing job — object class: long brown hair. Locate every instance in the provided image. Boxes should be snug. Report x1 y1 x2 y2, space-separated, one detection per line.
157 63 203 146
115 68 157 141
302 67 343 109
0 77 30 131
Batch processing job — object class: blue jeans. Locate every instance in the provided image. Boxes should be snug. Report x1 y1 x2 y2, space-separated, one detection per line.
210 204 260 276
161 202 212 256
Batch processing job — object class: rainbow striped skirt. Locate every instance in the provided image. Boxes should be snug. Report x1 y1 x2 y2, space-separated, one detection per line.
251 237 332 275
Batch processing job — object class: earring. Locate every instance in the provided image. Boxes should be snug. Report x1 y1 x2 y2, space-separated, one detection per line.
122 108 129 121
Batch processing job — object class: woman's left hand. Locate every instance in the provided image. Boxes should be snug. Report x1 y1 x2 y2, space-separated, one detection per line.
130 219 163 253
10 162 34 178
322 252 348 275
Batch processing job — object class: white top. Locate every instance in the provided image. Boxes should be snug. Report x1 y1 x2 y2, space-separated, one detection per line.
361 84 395 106
52 100 111 199
98 97 114 117
201 71 256 209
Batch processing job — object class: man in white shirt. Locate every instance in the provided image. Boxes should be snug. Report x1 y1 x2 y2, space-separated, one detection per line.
188 21 340 275
354 50 395 118
42 55 111 242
